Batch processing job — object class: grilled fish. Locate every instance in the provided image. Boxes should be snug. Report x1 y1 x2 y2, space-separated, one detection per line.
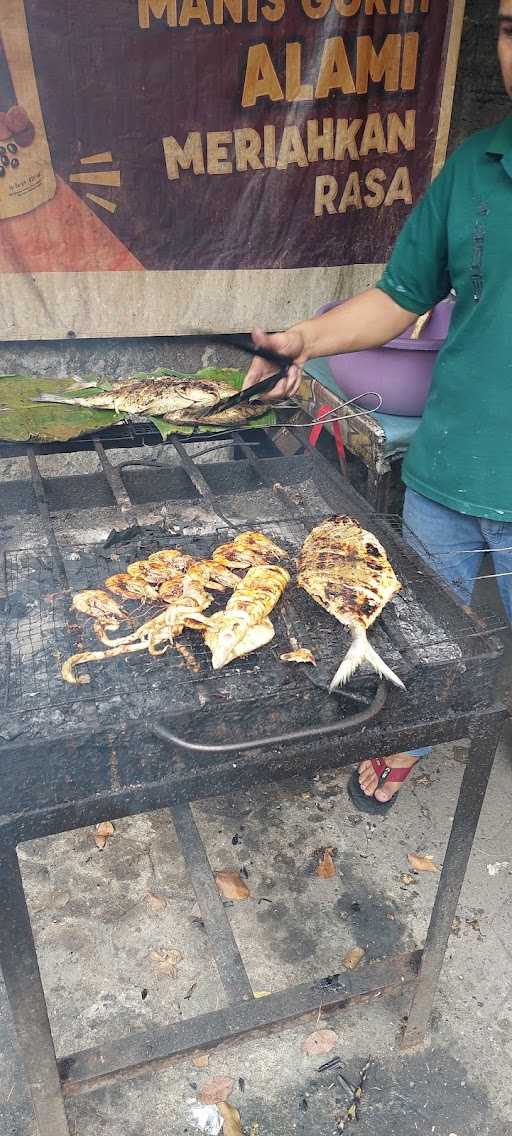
298 516 404 690
212 531 288 570
35 376 265 424
164 401 264 427
204 564 289 669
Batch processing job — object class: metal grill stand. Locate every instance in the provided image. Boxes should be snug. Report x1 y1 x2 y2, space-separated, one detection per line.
0 425 505 1136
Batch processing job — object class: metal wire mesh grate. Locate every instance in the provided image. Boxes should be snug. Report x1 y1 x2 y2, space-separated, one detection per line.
1 510 499 726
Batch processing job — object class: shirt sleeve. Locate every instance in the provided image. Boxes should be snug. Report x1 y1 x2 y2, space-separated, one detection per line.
376 155 455 315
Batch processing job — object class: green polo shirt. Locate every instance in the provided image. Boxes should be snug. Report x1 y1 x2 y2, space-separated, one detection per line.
377 115 512 522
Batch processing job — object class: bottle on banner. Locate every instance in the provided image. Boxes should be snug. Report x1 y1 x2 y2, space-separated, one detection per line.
0 0 56 219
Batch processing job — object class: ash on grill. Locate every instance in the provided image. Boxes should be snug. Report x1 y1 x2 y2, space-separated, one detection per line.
0 427 501 748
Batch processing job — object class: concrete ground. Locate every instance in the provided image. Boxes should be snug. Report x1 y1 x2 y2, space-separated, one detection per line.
1 715 511 1136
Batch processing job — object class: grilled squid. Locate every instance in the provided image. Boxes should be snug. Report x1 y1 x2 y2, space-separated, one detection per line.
212 531 288 570
104 572 160 602
204 564 290 669
71 589 127 631
147 548 195 576
61 604 211 683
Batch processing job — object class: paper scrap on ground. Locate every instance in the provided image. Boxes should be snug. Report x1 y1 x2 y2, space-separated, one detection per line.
487 861 509 876
187 1103 223 1135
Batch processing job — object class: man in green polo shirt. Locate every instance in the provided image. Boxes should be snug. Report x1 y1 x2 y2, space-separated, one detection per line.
243 2 512 813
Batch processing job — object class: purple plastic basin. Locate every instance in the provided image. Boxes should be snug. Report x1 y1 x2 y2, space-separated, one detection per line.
315 297 454 417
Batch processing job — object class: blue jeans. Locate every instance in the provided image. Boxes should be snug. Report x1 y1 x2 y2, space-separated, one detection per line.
403 488 512 759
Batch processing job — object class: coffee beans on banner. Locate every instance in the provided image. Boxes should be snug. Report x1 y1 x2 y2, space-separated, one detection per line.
13 122 35 148
5 105 30 134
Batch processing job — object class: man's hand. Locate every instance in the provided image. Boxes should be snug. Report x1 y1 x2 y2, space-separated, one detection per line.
242 291 419 400
242 326 306 400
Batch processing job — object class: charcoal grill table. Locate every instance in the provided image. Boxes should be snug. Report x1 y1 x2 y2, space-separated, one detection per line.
0 421 505 1136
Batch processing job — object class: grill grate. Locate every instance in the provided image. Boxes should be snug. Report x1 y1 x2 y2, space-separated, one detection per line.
0 511 490 726
1 520 373 715
0 426 503 743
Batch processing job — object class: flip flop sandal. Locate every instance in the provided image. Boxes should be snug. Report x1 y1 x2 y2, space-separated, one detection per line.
348 756 416 815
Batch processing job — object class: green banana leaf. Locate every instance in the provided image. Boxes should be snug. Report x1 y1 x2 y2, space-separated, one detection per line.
0 367 276 444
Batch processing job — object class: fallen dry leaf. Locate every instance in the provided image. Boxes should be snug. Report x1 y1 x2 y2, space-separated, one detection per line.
451 916 461 936
400 873 416 886
302 1028 338 1056
150 948 183 977
254 990 271 999
146 892 168 913
315 848 336 879
342 947 365 971
96 820 115 837
218 1102 243 1136
215 871 251 901
198 1075 234 1105
192 1053 210 1069
407 853 440 874
280 649 316 666
93 819 115 849
250 1125 259 1136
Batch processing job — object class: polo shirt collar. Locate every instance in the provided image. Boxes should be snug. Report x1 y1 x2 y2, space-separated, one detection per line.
487 114 512 154
487 114 512 178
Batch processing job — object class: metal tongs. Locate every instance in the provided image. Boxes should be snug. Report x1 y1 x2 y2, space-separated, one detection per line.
200 336 293 419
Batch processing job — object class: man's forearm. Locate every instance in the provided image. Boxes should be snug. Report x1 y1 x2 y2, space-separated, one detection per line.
294 288 421 361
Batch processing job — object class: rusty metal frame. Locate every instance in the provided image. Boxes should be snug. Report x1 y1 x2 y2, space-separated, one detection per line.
0 703 505 1136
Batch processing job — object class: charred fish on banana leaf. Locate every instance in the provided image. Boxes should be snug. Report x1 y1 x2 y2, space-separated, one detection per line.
34 375 265 425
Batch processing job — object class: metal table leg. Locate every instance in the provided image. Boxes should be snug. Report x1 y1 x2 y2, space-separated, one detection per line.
366 466 392 513
401 706 505 1049
0 846 69 1136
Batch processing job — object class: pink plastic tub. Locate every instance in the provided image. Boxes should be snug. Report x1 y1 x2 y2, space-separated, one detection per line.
316 297 454 417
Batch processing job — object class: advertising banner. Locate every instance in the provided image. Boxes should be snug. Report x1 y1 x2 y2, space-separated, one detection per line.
0 0 464 339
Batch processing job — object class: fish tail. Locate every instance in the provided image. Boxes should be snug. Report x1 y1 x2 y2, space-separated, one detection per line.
329 627 405 691
32 393 78 405
66 377 99 389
